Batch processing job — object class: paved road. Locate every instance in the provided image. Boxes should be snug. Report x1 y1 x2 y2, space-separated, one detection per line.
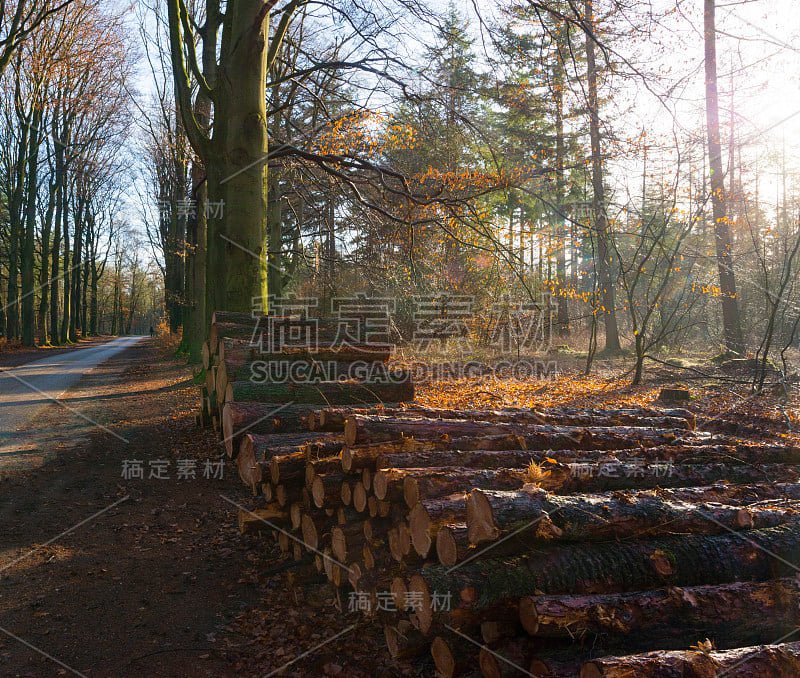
0 336 143 447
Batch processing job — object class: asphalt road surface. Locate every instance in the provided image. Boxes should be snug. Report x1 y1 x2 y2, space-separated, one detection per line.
0 336 143 451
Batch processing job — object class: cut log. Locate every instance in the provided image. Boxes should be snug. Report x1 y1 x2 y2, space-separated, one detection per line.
349 480 366 513
400 468 529 509
431 635 477 678
304 457 343 489
652 482 800 505
342 414 694 449
375 443 800 470
535 459 799 494
271 451 306 486
331 522 366 562
315 405 696 431
300 512 326 552
345 435 733 474
519 577 800 649
409 493 468 558
238 507 285 535
579 641 800 678
236 436 262 486
229 358 403 386
218 335 392 365
340 480 353 507
375 449 541 472
478 637 542 678
466 487 798 546
408 518 800 634
275 484 305 508
311 473 348 509
384 622 429 660
371 469 406 503
222 403 322 455
436 523 470 567
226 379 413 406
289 503 303 530
237 432 334 469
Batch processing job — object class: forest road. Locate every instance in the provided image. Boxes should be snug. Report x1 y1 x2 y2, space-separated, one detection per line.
0 336 144 459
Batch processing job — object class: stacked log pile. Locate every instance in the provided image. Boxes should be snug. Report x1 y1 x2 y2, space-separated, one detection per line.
198 310 415 459
224 396 800 676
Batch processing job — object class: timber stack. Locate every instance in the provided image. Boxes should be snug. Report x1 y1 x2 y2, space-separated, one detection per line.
221 391 800 676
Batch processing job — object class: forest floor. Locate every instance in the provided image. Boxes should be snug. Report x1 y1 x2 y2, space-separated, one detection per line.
0 339 796 677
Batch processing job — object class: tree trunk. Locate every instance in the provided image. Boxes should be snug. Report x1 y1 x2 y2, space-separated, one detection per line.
38 152 57 345
204 2 270 317
704 0 744 355
6 119 28 341
554 31 570 336
585 0 619 352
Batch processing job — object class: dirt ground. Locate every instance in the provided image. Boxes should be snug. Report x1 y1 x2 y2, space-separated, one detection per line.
0 340 396 678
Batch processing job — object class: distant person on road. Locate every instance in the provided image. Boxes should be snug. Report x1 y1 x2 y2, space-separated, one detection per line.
150 325 155 337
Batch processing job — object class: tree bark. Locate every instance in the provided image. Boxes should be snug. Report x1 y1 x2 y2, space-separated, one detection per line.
535 459 798 494
580 640 800 678
314 405 694 432
704 0 745 355
343 414 692 449
520 578 800 650
226 379 413 406
409 518 800 634
585 0 619 352
466 487 795 546
221 402 323 456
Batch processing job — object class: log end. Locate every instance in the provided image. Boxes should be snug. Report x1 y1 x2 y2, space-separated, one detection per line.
341 481 352 507
518 596 539 636
431 636 457 678
301 513 318 551
311 476 325 509
372 470 388 500
271 456 281 485
579 662 603 678
466 489 500 544
403 476 419 509
344 417 358 447
331 526 346 562
353 482 368 512
736 508 754 528
478 645 502 678
341 447 353 473
408 504 432 558
407 574 433 634
390 576 408 611
435 525 458 567
348 561 362 589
